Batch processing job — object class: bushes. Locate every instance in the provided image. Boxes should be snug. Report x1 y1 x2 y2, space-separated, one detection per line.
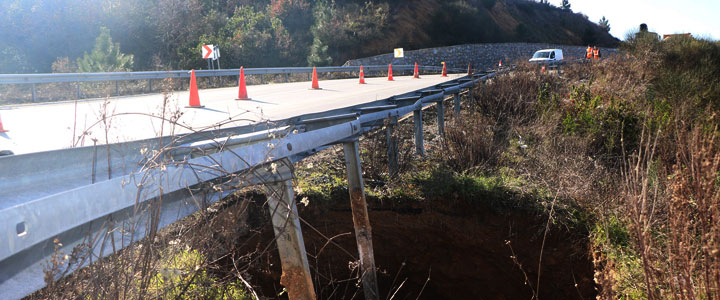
443 115 497 171
561 85 640 158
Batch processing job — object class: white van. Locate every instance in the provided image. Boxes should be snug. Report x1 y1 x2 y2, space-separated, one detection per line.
529 49 564 63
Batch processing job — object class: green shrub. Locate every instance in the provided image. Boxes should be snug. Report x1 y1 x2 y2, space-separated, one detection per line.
561 85 640 158
148 249 249 299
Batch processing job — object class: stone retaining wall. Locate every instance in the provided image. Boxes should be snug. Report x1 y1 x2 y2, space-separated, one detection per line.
344 43 618 71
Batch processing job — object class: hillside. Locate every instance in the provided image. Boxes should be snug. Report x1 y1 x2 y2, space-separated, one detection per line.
0 0 618 73
363 0 618 56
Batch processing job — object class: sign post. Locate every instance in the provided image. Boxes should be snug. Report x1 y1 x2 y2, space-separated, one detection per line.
202 44 221 86
394 48 404 74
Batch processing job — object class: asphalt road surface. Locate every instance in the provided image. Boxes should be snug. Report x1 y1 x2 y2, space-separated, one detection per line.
0 74 462 155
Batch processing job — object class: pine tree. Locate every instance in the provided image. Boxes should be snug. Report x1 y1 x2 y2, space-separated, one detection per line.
599 16 611 33
77 27 133 72
306 0 333 66
561 0 571 11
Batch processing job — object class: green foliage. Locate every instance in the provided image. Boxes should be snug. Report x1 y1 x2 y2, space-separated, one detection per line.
307 0 334 66
147 248 250 299
593 215 630 249
591 217 647 299
409 168 532 212
657 36 720 112
561 0 571 11
560 85 640 157
599 16 610 32
308 0 390 65
1 0 619 71
77 27 133 72
427 1 504 45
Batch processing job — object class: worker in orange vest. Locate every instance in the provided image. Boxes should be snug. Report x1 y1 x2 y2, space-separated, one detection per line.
593 46 601 60
586 45 593 60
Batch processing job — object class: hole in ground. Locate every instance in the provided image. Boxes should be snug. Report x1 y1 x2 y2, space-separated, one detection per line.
242 198 596 299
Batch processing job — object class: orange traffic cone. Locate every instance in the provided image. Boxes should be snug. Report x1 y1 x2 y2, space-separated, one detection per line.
387 64 394 81
310 67 321 90
0 113 8 133
441 62 447 77
498 60 502 68
413 62 420 79
186 69 204 108
236 66 251 100
359 65 366 84
467 62 472 76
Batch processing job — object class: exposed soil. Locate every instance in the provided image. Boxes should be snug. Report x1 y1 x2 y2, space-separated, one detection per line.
237 196 596 300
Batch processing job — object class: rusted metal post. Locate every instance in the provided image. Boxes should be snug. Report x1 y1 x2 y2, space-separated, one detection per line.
386 116 399 176
437 99 445 136
265 180 316 300
414 109 424 156
453 93 461 118
342 140 380 300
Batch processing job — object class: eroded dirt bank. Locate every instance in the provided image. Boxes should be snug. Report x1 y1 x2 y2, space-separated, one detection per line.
237 196 596 299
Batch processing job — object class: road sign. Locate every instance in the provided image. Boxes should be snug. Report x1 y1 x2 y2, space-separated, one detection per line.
394 48 404 58
213 45 220 59
202 44 214 59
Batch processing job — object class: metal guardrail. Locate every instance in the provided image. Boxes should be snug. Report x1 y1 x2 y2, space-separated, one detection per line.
0 68 494 299
0 65 462 85
0 65 466 102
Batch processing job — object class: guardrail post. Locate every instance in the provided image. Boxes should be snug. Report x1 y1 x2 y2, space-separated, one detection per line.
386 116 399 176
115 81 120 96
31 84 37 102
343 139 380 300
260 74 265 84
77 83 81 99
285 73 289 83
148 79 152 93
437 99 445 136
265 179 316 300
414 109 424 156
468 86 475 114
453 93 461 118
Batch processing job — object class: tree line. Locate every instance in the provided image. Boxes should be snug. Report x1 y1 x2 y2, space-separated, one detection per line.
0 0 617 74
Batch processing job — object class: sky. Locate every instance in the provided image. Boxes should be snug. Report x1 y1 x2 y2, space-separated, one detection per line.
548 0 720 40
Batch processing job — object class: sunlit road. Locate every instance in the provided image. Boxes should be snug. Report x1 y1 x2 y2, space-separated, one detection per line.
0 74 462 155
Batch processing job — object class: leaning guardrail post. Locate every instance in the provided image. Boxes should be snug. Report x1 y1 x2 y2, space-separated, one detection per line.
453 93 461 118
414 109 424 156
386 116 399 176
437 98 445 136
265 179 316 300
343 139 380 300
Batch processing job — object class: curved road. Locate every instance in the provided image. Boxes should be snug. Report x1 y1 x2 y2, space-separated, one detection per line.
0 73 462 155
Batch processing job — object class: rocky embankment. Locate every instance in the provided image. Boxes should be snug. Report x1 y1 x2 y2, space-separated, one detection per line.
344 42 618 71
